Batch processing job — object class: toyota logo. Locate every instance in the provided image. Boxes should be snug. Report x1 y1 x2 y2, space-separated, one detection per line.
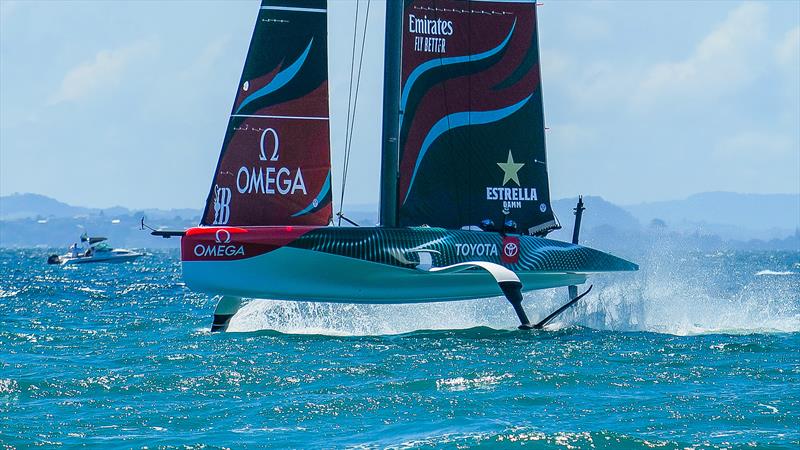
504 242 518 257
215 229 231 244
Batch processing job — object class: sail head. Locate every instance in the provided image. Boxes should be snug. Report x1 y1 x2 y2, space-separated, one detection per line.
201 0 332 227
397 0 558 235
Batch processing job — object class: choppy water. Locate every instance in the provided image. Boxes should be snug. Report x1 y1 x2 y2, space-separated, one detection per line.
1 248 798 449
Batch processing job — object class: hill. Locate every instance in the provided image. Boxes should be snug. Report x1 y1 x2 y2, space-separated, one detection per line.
0 193 201 222
0 193 94 220
1 192 797 250
625 192 799 240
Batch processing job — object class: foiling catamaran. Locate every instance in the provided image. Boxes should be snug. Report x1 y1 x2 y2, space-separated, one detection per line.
149 0 637 332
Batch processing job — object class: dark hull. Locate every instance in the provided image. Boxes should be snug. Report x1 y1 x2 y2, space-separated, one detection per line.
181 226 636 302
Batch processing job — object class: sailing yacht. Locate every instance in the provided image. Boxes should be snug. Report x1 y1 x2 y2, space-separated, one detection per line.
154 0 637 331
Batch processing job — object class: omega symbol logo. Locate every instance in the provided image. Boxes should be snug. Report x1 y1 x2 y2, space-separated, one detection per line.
215 229 231 244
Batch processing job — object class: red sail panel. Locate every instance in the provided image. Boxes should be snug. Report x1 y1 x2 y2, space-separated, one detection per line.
398 0 558 235
201 0 332 227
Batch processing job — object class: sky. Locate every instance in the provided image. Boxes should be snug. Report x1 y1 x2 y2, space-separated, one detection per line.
0 0 798 210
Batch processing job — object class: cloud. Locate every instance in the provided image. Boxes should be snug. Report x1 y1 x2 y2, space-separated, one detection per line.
634 2 768 107
49 39 158 105
775 26 800 67
179 36 231 80
540 49 571 80
711 130 799 193
714 130 794 160
569 60 640 110
565 15 610 42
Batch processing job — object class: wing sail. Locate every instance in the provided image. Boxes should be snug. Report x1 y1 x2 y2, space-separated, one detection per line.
397 0 558 235
201 0 332 226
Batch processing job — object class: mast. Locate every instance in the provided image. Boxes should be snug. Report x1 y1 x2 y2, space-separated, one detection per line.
379 0 403 227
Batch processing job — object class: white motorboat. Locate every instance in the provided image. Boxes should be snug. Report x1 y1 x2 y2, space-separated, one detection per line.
47 235 144 265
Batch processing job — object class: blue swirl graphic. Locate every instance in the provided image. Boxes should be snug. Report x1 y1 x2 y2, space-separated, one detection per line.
235 39 314 114
291 170 330 217
403 95 532 204
400 20 516 122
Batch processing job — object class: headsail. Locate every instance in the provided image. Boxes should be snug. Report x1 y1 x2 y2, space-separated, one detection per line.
397 0 558 235
201 0 332 227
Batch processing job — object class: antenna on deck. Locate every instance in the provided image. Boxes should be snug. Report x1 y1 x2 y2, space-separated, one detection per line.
572 195 585 245
568 196 586 300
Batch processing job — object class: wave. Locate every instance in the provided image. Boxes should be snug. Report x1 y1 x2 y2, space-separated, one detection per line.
361 429 759 450
226 300 523 336
755 269 797 276
221 323 594 341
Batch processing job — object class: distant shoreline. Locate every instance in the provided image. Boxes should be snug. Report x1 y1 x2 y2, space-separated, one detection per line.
1 192 798 250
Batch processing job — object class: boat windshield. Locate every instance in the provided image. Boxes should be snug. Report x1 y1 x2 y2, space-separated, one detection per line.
93 243 113 253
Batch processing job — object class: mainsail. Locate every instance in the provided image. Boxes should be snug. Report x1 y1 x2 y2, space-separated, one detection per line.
201 0 332 226
397 0 558 235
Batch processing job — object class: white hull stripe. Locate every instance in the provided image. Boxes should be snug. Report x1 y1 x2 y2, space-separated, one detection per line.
231 114 329 121
261 6 326 13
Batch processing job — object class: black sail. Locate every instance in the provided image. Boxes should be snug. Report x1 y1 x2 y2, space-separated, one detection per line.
200 0 332 227
397 0 558 235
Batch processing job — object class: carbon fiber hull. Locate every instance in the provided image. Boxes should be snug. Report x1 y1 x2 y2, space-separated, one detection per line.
181 226 637 303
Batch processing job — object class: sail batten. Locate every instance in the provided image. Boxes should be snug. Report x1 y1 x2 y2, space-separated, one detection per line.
260 6 327 13
397 0 557 235
200 0 332 227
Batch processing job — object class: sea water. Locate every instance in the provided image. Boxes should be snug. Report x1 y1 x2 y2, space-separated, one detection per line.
1 248 798 449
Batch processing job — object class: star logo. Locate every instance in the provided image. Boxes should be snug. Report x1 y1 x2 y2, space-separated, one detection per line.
496 151 525 186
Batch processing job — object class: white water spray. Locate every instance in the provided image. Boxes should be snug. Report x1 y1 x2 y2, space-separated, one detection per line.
226 237 799 336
